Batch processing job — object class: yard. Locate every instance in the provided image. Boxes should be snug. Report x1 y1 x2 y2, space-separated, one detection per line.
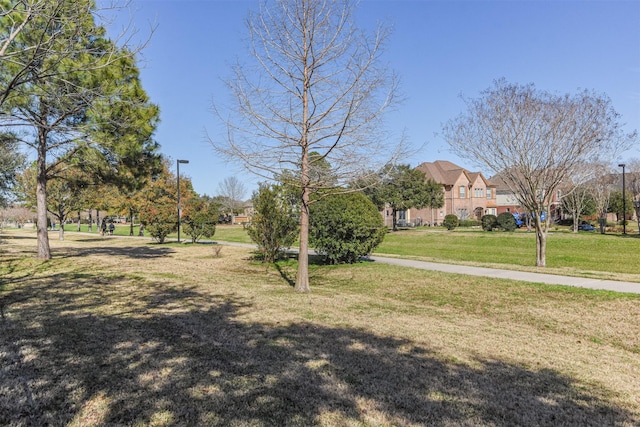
1 229 639 426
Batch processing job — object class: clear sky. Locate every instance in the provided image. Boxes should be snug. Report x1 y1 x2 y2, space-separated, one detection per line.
105 0 640 198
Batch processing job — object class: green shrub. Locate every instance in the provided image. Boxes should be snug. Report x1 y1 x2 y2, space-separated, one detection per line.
182 197 219 243
481 214 498 231
140 196 177 243
443 214 458 230
310 192 386 264
459 219 481 227
247 183 299 263
497 212 517 231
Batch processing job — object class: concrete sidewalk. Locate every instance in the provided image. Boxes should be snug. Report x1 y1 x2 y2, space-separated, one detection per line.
368 255 640 294
201 239 640 295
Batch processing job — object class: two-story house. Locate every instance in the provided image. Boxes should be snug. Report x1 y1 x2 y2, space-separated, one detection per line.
488 171 563 223
406 160 497 226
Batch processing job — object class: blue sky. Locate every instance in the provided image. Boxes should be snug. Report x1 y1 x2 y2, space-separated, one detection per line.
106 0 640 198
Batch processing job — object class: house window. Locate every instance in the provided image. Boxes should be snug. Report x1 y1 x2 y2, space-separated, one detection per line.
486 188 492 199
486 208 496 216
459 186 466 199
474 188 483 198
457 209 469 220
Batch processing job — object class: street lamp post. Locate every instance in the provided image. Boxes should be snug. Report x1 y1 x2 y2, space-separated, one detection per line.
619 163 626 235
177 159 189 243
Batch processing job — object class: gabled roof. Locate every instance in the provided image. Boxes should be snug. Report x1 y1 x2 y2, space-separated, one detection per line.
416 160 494 187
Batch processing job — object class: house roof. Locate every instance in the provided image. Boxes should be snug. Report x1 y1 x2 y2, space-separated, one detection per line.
416 160 494 188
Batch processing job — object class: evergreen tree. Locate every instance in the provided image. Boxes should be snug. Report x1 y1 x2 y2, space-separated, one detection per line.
247 183 299 263
0 0 159 259
363 164 444 231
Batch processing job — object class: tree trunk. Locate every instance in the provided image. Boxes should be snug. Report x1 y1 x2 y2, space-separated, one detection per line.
534 219 547 267
392 207 398 231
95 209 100 233
36 130 51 260
88 211 93 232
296 181 311 293
129 208 134 236
295 51 311 293
77 210 81 231
58 217 64 241
295 152 311 290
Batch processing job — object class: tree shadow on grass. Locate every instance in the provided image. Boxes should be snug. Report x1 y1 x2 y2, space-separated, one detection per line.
54 245 176 260
1 270 637 426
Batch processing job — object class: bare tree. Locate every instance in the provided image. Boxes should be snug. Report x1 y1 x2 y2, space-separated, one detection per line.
443 79 636 267
560 184 592 232
210 0 404 292
586 163 616 234
217 176 247 223
626 159 640 234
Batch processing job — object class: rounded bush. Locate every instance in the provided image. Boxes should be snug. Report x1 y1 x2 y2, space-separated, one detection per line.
481 214 498 231
497 212 517 231
310 192 386 264
443 214 458 230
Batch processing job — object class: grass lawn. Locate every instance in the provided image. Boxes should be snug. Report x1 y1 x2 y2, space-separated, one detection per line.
219 224 640 282
1 229 639 426
62 223 251 243
59 224 640 282
377 228 640 282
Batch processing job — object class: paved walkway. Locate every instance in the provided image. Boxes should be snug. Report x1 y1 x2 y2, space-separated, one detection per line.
368 255 640 294
172 238 640 295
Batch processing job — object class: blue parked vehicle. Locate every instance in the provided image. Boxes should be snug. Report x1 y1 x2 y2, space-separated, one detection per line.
512 212 547 228
578 223 596 231
512 213 524 228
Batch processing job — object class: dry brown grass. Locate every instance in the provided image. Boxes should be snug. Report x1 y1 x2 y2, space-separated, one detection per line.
1 230 639 426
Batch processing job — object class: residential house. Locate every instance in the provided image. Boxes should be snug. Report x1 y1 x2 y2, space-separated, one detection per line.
488 171 563 222
395 160 497 226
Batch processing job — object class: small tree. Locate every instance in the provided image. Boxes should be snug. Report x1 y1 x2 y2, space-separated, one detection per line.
560 185 595 232
627 160 640 235
363 164 444 231
139 200 175 244
496 212 517 231
588 164 616 234
443 214 458 230
310 192 386 264
182 197 220 243
481 214 498 231
217 176 247 224
608 191 634 225
247 183 299 263
138 160 190 244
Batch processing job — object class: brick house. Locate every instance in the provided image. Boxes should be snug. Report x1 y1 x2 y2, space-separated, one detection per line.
398 160 497 226
488 171 563 222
